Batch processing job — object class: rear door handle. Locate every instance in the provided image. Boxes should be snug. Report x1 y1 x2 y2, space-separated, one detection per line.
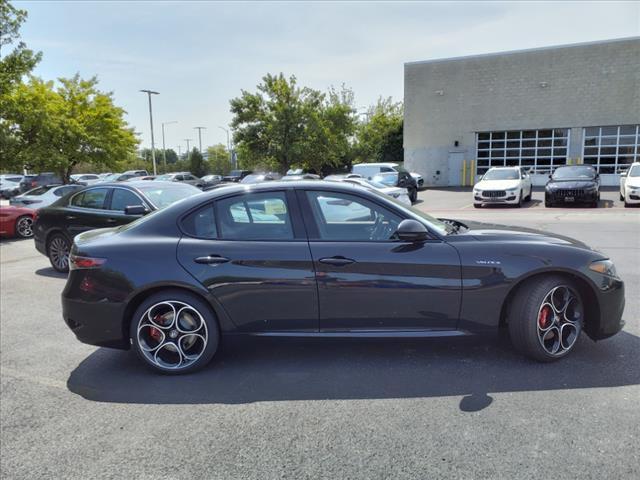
106 218 117 223
318 256 355 266
194 255 230 265
65 215 76 220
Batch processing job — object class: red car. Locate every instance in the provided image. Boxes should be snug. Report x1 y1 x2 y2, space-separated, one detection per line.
0 206 35 238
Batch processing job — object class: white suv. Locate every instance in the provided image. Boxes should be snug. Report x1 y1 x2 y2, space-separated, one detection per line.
619 162 640 207
473 166 533 208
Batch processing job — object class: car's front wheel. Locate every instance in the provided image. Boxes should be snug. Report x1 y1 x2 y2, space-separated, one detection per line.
15 215 33 238
47 233 71 273
130 290 220 374
508 276 583 362
409 187 418 203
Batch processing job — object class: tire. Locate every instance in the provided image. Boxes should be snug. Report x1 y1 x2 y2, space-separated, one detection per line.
515 191 523 208
47 233 71 273
525 187 532 202
409 187 418 204
508 275 583 362
625 201 632 208
15 215 33 238
620 193 624 201
544 197 552 208
130 290 220 374
473 203 481 209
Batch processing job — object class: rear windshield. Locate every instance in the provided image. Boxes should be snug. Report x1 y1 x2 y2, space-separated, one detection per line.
25 186 54 196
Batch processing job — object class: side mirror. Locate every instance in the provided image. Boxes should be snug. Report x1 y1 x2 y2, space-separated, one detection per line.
548 174 552 179
124 205 147 216
396 219 428 242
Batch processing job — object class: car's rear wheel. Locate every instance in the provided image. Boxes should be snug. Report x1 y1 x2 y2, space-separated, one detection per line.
508 276 583 362
409 187 418 203
130 290 219 374
15 215 33 238
48 233 71 273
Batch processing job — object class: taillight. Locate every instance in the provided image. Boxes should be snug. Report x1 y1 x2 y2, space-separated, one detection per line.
69 254 106 271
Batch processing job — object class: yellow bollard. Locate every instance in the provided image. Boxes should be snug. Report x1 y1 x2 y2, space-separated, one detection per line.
462 160 467 187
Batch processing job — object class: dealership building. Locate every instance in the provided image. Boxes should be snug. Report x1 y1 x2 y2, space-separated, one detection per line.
404 37 640 186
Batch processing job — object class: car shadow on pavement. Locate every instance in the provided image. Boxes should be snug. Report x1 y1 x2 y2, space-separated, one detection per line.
478 199 541 209
35 267 67 279
67 330 640 410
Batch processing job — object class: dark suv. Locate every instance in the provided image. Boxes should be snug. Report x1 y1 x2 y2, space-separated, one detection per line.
20 173 62 192
223 170 253 183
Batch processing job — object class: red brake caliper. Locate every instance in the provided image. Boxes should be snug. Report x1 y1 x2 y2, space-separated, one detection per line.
150 314 164 342
538 305 552 329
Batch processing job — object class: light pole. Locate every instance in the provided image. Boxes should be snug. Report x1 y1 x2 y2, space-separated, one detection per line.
140 89 159 175
184 139 193 155
161 121 177 172
218 126 231 167
194 126 207 152
177 145 182 157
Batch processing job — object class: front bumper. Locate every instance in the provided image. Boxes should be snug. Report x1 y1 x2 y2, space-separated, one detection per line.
546 189 598 204
474 192 519 204
624 187 640 204
589 275 625 340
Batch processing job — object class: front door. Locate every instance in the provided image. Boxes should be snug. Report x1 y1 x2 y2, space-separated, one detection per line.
300 189 461 332
177 190 318 333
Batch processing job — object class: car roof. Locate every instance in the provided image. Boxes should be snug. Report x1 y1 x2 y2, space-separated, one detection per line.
352 162 398 167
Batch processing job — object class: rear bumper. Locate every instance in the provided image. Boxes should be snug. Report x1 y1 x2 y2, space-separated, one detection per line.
62 295 129 349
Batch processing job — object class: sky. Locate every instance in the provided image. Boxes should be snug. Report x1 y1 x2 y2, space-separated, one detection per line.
17 1 640 153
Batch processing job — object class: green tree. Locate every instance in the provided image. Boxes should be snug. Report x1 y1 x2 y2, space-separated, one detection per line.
0 0 41 93
230 74 357 174
356 97 404 164
206 144 231 175
3 74 138 181
189 148 207 177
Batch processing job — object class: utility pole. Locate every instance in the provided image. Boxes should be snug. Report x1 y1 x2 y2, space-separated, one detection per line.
194 126 207 152
218 126 231 167
177 145 182 157
161 121 178 172
184 139 193 155
140 89 159 175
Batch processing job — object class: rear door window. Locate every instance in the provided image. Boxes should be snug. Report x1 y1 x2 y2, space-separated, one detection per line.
70 188 109 209
182 205 217 239
217 192 293 240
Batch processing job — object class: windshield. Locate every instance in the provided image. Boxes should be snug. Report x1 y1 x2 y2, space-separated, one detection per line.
137 184 200 209
367 188 450 235
553 166 596 179
628 165 640 177
155 174 173 181
100 173 121 182
483 169 519 180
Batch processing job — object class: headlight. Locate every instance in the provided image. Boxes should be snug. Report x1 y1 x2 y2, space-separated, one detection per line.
589 259 618 278
473 189 482 194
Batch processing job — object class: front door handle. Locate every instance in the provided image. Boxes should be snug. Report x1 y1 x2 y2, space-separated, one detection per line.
194 255 230 265
106 218 117 224
319 256 355 266
65 215 76 220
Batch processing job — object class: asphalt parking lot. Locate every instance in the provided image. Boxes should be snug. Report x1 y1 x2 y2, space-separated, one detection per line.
1 188 639 479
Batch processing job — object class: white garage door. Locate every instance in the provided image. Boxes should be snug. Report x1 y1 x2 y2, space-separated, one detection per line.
583 125 640 186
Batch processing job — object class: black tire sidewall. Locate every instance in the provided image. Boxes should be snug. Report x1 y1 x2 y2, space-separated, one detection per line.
129 290 220 375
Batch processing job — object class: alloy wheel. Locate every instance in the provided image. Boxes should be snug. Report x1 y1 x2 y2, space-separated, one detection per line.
136 300 209 371
49 236 70 271
16 216 33 238
536 285 582 356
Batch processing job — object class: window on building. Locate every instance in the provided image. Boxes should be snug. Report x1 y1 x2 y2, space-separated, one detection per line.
476 128 569 176
582 125 640 174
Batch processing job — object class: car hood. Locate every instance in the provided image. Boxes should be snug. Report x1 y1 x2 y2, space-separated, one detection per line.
624 177 640 188
449 220 592 250
475 179 520 190
380 186 407 196
546 179 597 189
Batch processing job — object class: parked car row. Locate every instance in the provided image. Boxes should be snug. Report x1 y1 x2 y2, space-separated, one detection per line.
472 164 637 209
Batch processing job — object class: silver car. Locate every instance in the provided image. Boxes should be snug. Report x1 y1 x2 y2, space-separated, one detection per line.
10 184 83 209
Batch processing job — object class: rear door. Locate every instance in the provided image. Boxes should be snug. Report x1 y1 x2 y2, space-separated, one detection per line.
177 189 319 333
65 187 113 237
300 188 461 332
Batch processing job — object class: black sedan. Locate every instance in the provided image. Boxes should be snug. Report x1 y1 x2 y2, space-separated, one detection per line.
34 181 201 272
545 165 600 207
61 181 625 374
